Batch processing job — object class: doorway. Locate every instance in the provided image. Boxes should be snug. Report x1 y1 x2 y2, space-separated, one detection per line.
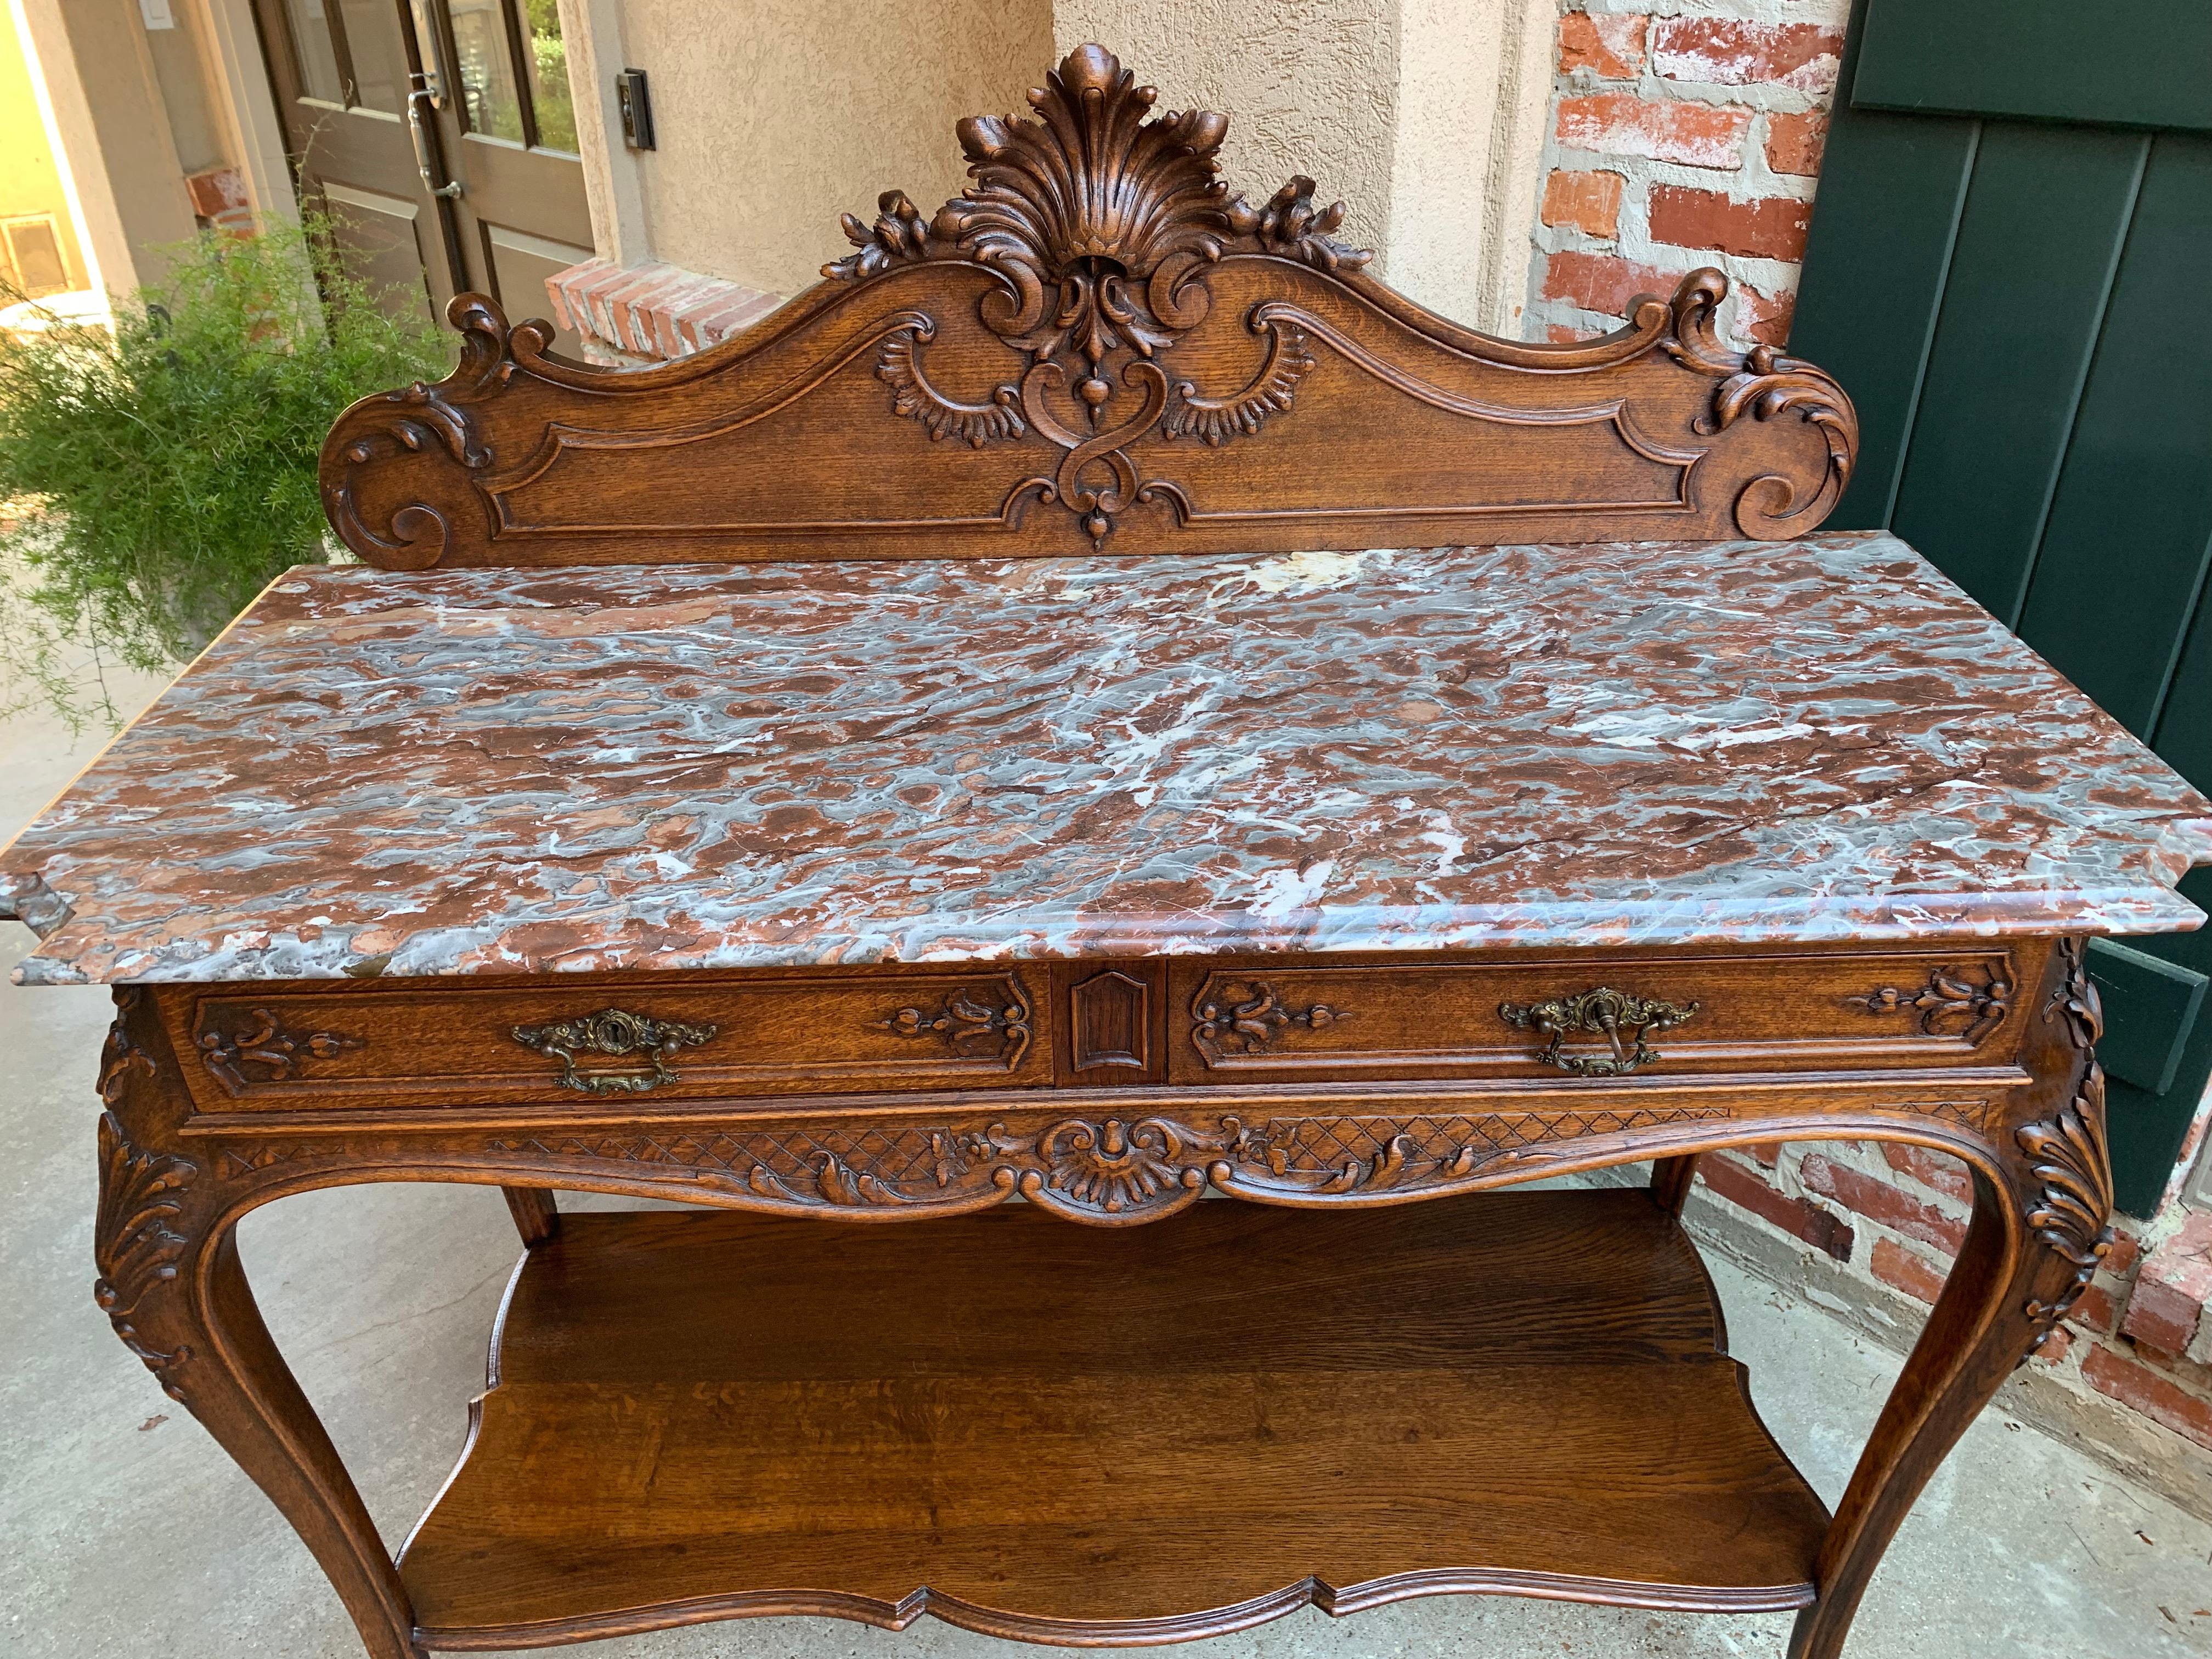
250 0 592 352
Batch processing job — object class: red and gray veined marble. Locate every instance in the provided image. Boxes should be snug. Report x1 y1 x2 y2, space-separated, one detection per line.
3 531 2209 984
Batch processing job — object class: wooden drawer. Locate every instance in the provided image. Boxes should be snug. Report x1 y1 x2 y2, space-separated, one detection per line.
175 968 1047 1110
1166 946 2035 1084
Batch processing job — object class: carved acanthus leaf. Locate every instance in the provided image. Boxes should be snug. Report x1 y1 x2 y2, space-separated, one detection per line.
1224 176 1372 273
2018 939 2115 1357
95 1098 199 1401
824 189 939 280
1663 269 1858 538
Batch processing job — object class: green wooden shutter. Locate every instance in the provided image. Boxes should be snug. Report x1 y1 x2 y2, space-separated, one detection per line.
1791 0 2212 1216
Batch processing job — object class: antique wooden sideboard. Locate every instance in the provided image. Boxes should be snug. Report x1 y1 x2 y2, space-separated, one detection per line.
6 45 2210 1659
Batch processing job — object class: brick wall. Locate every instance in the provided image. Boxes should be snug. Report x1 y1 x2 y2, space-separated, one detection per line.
1690 1139 2212 1477
1527 0 1847 350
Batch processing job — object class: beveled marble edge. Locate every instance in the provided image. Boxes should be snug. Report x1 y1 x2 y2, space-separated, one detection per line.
8 883 2205 986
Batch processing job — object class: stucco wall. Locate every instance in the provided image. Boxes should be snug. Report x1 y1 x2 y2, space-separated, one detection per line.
617 0 1054 297
1052 0 1400 269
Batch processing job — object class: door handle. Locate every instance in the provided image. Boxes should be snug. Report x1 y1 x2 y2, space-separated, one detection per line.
407 82 463 200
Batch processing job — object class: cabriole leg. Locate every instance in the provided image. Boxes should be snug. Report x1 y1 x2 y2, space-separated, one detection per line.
93 988 424 1659
1789 940 2112 1659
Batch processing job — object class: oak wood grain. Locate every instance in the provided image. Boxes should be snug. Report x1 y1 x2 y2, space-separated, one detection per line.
398 1193 1828 1646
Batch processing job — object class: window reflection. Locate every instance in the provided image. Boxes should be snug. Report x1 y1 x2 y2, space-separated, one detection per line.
449 0 524 142
336 0 406 112
283 0 345 103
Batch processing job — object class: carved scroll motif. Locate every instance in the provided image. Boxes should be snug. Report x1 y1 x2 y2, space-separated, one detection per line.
2018 940 2115 1355
323 296 540 569
1189 978 1349 1060
871 974 1033 1068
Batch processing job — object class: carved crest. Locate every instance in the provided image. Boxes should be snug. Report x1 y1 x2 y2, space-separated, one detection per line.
823 45 1369 539
320 43 1859 567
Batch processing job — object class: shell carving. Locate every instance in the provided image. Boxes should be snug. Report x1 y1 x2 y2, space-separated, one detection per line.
944 50 1234 363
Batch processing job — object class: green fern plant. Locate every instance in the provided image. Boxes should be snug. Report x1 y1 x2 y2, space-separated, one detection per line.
0 216 445 727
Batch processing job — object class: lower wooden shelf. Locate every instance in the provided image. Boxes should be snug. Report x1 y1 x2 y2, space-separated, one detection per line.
399 1190 1829 1649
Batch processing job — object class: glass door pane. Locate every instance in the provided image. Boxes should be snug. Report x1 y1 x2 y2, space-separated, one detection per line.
521 0 574 153
448 0 524 141
282 0 346 102
335 0 408 111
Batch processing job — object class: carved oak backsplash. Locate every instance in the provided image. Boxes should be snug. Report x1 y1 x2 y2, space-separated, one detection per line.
320 44 1856 569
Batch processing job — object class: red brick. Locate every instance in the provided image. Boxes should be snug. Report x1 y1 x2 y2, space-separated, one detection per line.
1559 10 1647 78
1738 284 1795 347
2125 1214 2212 1355
2122 1279 2203 1358
1542 250 1681 320
1871 1238 1946 1305
1801 1154 1967 1253
1880 1142 1973 1205
1765 110 1829 177
1556 93 1751 170
2035 1327 2075 1364
2069 1281 2120 1335
1700 1153 1854 1262
1748 1141 1782 1168
2081 1344 2212 1451
1649 185 1812 261
2106 1229 2140 1277
1545 324 1586 344
1542 169 1625 238
1652 18 1844 93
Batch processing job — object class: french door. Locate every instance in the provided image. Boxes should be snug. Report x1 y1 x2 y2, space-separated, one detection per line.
251 0 592 351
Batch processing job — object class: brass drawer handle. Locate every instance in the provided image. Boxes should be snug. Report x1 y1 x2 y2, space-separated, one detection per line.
1499 988 1700 1077
510 1008 719 1095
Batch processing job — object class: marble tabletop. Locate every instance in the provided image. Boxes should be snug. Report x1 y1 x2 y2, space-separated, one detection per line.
3 532 2208 984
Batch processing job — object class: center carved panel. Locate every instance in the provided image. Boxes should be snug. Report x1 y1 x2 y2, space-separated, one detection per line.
821 47 1370 542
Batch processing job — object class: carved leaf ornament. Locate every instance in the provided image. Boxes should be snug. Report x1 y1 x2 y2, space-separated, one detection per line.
2018 940 2116 1355
825 46 1367 539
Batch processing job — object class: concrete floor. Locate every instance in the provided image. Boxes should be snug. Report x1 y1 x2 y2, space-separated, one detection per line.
5 686 2210 1659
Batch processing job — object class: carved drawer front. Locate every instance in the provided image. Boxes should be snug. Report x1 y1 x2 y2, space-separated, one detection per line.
1169 948 2029 1083
179 971 1043 1110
